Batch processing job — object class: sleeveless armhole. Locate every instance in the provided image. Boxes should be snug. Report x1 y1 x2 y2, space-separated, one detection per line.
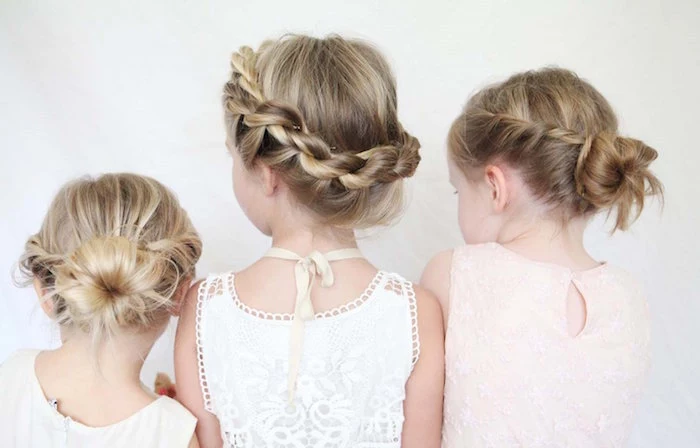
406 279 420 369
195 275 224 414
396 276 420 372
382 274 420 370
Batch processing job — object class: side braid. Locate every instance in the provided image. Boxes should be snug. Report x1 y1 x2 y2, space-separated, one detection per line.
460 109 600 207
449 67 662 231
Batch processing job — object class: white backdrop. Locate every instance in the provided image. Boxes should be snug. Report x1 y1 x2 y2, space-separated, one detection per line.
1 0 698 445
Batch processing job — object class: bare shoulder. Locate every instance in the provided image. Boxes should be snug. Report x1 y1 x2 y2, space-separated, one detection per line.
421 250 454 287
412 284 443 320
411 283 445 340
420 249 454 323
407 282 444 369
175 279 206 346
401 282 445 446
181 280 206 322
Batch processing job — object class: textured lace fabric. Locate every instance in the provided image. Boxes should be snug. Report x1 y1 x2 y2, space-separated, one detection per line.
443 243 651 448
196 270 419 447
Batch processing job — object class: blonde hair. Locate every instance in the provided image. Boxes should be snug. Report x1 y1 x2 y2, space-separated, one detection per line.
449 67 663 231
18 173 202 342
223 35 421 228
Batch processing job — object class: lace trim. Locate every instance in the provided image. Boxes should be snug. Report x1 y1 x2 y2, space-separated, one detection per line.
195 277 219 413
381 274 420 368
225 270 385 321
403 277 420 368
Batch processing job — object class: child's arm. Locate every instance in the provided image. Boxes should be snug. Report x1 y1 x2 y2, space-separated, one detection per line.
420 249 454 327
401 285 445 448
175 281 224 448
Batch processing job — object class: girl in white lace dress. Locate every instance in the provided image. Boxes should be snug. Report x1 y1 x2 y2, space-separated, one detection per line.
175 35 444 448
0 174 202 447
422 68 663 447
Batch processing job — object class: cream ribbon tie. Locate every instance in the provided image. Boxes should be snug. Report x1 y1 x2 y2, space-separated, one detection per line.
264 247 363 405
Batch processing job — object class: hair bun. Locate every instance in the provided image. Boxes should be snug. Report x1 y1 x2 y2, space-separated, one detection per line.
391 131 421 179
54 236 167 328
575 133 662 230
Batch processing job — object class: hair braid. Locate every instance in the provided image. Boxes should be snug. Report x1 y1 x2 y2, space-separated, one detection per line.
449 67 662 231
223 41 420 193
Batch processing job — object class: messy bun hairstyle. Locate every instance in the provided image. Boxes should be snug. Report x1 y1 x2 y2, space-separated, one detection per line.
18 173 202 342
449 67 663 230
223 35 421 228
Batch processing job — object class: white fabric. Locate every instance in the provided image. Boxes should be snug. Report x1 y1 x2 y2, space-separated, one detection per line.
0 349 196 448
443 243 651 448
262 247 365 404
196 270 420 447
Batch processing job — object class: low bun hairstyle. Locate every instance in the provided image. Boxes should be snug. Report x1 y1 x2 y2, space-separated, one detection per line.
223 35 421 228
449 67 662 231
18 174 202 341
575 133 661 229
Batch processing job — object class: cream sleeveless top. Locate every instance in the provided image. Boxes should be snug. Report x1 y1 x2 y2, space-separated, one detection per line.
0 349 196 448
195 249 420 447
443 243 651 448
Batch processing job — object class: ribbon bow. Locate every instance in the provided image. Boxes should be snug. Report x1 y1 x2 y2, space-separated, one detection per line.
264 247 363 404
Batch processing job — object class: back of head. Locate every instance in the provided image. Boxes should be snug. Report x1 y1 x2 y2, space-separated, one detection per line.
223 34 421 228
449 67 663 230
18 173 202 342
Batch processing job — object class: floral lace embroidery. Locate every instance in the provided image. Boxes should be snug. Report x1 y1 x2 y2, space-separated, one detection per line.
225 271 385 321
195 271 419 447
443 243 651 448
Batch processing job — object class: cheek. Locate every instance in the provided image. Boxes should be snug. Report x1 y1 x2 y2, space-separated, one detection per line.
231 160 249 205
456 184 491 244
231 157 273 235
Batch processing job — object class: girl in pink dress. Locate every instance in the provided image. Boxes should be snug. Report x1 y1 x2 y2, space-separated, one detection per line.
422 68 663 447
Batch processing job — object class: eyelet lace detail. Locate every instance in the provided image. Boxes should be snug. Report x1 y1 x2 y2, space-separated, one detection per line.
405 279 420 368
195 277 222 413
225 270 385 321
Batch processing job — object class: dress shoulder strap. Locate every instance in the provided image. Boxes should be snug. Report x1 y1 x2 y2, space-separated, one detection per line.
381 272 420 369
195 273 229 414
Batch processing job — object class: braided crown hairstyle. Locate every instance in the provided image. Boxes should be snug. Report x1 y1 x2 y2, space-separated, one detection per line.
223 35 421 228
449 67 663 231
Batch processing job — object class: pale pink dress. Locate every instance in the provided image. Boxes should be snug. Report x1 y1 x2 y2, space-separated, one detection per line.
443 243 651 448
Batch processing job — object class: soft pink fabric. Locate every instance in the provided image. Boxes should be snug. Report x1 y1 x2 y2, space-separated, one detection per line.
443 243 651 448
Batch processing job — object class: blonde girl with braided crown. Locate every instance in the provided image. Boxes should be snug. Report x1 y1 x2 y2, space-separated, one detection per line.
0 174 202 447
175 35 444 447
422 68 663 447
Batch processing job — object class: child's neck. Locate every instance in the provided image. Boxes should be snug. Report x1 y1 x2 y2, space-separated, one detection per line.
496 215 599 270
34 327 163 426
44 327 158 391
270 223 358 255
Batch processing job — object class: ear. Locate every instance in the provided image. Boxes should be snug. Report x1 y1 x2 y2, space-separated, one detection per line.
484 164 510 213
257 162 280 197
169 276 193 317
33 278 55 317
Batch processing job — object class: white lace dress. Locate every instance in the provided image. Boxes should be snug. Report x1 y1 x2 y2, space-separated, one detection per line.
195 270 419 447
443 243 651 448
